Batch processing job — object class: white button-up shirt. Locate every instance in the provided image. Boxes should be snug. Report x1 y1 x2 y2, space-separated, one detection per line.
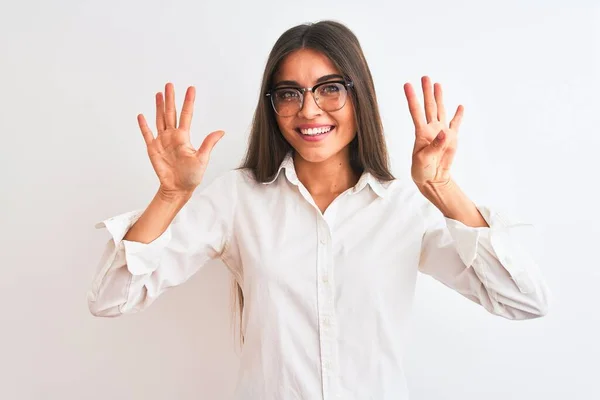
88 152 549 400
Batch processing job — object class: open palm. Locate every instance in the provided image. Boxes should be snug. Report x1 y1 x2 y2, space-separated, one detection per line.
404 76 464 187
137 83 224 197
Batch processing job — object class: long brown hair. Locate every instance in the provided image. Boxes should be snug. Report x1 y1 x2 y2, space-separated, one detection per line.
231 20 395 346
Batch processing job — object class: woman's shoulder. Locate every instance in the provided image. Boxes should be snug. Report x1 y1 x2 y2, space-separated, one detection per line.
204 167 262 193
377 175 421 201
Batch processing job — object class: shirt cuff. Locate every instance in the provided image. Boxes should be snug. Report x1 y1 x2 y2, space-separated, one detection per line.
444 205 537 294
95 210 172 276
443 209 487 268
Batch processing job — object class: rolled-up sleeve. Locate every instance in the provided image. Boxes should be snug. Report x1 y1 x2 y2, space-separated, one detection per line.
417 202 550 320
87 171 239 317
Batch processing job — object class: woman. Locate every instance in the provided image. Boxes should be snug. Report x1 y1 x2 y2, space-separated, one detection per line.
88 20 549 400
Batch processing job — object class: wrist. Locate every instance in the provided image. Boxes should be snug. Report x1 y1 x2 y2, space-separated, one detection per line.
157 186 194 205
416 178 455 199
416 179 459 218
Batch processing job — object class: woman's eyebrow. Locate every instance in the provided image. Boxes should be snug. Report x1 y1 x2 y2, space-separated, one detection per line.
273 74 344 88
315 74 344 83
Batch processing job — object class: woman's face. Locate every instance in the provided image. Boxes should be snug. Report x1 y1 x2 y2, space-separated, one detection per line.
271 48 357 164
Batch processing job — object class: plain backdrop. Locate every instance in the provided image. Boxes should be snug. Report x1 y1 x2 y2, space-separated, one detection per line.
1 0 599 399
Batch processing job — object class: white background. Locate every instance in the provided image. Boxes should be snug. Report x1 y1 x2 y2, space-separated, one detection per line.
1 0 598 399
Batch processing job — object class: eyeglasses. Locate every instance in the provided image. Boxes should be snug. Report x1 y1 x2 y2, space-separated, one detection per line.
266 80 354 117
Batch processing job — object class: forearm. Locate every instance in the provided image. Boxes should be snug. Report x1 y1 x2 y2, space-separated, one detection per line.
417 179 488 228
123 190 192 244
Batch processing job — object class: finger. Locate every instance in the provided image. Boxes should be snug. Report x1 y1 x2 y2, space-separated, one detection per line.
434 83 447 125
403 83 425 130
421 128 456 160
449 105 465 131
178 86 196 132
196 130 225 162
164 82 177 129
415 130 444 166
422 76 437 123
431 129 447 150
137 114 154 146
155 92 166 133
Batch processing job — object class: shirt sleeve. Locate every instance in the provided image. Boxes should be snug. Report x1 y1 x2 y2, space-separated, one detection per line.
87 171 239 317
417 200 550 320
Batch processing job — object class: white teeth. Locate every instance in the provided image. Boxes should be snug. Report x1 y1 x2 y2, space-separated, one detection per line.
299 126 333 135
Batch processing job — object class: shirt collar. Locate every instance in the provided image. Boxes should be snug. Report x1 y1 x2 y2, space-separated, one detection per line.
263 151 299 185
262 151 390 198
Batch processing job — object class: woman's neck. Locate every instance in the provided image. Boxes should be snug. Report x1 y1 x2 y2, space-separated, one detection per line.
293 149 360 197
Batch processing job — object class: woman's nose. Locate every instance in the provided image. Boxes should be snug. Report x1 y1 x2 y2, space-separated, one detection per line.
297 91 322 119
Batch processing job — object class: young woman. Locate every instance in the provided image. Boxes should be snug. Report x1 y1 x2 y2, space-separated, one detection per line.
88 20 549 400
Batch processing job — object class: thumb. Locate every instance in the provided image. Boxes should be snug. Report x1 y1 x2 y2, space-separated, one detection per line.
424 130 446 154
196 130 225 161
416 129 446 161
432 130 446 147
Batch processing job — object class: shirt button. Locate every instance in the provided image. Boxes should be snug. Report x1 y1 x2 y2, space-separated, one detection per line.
323 318 330 326
322 275 329 283
320 237 327 245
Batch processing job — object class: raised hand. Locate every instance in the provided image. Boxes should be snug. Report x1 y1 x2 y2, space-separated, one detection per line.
137 83 224 199
404 76 464 188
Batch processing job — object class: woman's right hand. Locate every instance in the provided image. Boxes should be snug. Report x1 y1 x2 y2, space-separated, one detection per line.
137 82 224 200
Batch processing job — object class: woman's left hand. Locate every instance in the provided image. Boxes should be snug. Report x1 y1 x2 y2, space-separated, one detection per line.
404 76 464 188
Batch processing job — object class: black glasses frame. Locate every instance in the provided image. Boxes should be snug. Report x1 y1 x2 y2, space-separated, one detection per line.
266 80 354 116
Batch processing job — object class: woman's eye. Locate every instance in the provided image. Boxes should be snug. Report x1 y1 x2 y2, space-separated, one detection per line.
320 84 340 94
277 90 300 100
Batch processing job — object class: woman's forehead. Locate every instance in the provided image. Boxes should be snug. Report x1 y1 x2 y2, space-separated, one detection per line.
274 49 341 85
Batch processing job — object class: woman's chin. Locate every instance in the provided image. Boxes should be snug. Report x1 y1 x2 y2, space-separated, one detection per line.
293 147 342 165
284 130 356 165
